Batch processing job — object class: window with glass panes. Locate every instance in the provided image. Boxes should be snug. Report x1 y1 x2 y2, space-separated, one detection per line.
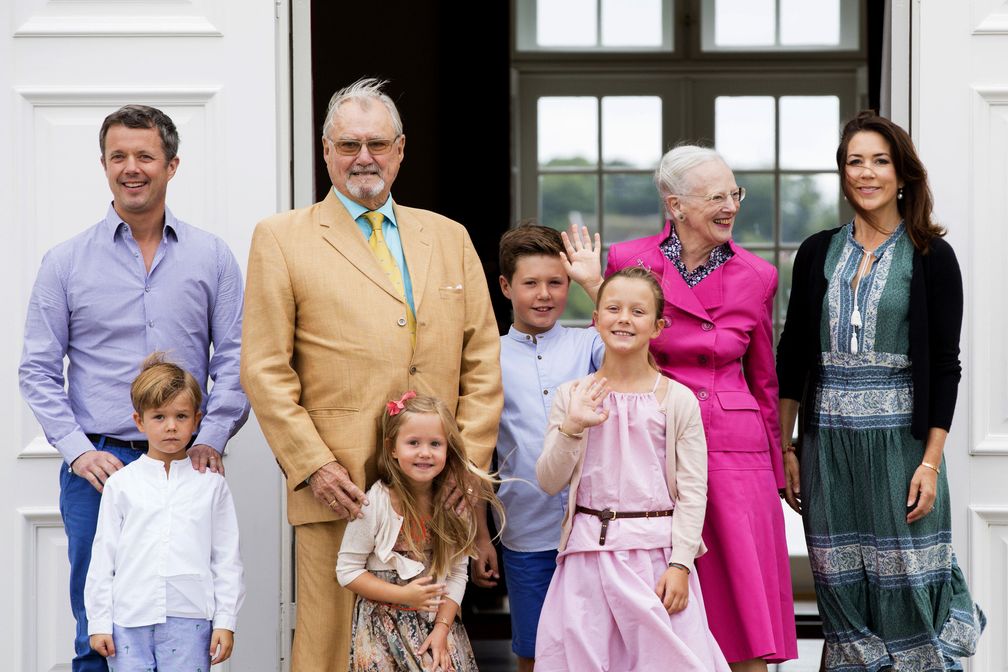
513 0 862 330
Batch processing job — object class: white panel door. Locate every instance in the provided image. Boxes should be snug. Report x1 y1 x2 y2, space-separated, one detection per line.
913 1 1008 668
0 2 286 671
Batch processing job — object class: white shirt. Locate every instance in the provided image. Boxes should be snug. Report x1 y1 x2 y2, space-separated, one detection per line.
84 455 245 633
337 481 469 607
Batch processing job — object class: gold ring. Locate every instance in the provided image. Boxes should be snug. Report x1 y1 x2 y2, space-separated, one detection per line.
328 499 337 507
466 487 474 495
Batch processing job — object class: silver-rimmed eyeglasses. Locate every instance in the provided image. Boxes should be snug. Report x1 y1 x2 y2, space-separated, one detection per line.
678 187 746 205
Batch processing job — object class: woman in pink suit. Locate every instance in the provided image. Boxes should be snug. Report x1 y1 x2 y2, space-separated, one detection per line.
567 145 797 671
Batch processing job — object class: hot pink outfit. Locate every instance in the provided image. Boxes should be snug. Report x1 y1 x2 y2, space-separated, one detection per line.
606 223 798 663
534 382 730 672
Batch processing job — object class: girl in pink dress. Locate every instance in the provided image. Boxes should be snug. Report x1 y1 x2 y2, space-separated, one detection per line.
534 266 729 672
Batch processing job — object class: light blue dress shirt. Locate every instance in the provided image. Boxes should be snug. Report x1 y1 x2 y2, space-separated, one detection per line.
494 323 605 551
19 204 250 465
333 188 416 314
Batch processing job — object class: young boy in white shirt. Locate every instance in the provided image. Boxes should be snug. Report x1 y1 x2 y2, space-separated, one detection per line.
84 353 244 670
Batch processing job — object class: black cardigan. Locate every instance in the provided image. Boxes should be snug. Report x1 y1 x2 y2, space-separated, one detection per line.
776 226 963 442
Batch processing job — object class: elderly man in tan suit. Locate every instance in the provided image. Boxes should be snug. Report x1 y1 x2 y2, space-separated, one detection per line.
241 78 502 672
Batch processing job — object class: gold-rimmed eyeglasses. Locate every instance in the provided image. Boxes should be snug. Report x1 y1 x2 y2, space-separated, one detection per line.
326 135 401 156
678 187 746 205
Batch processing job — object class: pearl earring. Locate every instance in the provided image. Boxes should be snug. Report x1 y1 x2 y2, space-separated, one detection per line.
897 187 904 200
677 212 685 221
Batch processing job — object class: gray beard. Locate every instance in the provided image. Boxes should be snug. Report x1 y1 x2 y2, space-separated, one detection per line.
347 176 386 202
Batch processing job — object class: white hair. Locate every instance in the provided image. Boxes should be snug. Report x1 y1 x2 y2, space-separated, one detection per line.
321 77 403 139
654 145 727 212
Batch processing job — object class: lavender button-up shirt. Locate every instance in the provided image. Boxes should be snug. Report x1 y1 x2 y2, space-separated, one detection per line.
19 205 249 466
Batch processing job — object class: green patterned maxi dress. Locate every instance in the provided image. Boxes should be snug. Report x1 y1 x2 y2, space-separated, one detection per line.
801 223 985 671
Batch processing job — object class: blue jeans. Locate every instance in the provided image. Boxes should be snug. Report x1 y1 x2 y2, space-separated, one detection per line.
59 443 144 672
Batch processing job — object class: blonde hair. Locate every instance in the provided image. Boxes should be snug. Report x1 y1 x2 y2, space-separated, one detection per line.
596 266 666 371
378 394 503 580
130 352 202 414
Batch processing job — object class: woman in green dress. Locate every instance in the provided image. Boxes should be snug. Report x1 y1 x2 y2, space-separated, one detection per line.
776 111 984 671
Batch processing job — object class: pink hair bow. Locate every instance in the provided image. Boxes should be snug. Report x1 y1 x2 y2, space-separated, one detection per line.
386 391 417 416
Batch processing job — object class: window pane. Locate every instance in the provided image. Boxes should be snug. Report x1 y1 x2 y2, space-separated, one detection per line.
601 0 662 47
538 97 598 167
716 96 775 170
540 173 598 233
603 173 663 243
781 0 840 46
538 0 597 46
715 0 774 47
602 97 661 168
779 96 839 170
732 173 774 246
778 248 798 323
781 173 839 244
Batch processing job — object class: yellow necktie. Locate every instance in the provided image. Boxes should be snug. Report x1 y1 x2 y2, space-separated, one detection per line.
364 211 416 348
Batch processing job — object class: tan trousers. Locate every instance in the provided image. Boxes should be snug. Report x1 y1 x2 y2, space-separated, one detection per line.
292 520 355 672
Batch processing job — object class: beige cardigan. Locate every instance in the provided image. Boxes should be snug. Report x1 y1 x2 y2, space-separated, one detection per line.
535 375 709 571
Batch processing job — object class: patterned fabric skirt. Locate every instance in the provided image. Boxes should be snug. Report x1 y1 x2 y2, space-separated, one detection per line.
803 362 985 671
348 569 478 672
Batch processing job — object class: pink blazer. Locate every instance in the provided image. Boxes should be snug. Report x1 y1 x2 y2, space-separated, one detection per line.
605 220 785 489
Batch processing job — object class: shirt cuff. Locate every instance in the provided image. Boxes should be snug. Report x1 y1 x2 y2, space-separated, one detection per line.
193 425 228 455
87 618 113 636
212 614 237 632
55 431 98 466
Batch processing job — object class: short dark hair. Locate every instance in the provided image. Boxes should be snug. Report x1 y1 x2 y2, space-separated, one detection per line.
99 105 179 161
837 110 944 252
498 224 566 281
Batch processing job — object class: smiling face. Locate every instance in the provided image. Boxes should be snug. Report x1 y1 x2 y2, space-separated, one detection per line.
390 412 448 492
322 98 404 210
843 130 903 224
499 254 570 335
133 392 201 464
667 159 739 256
593 276 664 358
101 125 178 221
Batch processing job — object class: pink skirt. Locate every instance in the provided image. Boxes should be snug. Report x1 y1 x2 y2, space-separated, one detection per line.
535 547 730 672
697 451 798 663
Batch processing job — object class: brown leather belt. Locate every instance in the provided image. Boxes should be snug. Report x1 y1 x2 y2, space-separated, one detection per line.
574 505 674 545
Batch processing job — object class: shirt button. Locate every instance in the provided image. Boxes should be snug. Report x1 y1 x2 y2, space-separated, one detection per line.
526 335 532 340
537 355 542 360
543 389 549 395
409 366 417 375
697 389 709 400
698 355 708 365
145 286 151 293
701 322 714 331
397 317 407 327
147 320 154 327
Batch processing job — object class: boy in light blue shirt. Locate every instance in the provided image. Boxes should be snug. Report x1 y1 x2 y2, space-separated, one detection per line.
472 224 603 672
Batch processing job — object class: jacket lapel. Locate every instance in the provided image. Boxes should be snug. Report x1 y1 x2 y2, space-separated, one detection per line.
394 205 432 312
658 253 712 322
317 190 401 301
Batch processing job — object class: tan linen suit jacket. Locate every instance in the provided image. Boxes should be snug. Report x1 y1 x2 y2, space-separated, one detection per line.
241 190 502 526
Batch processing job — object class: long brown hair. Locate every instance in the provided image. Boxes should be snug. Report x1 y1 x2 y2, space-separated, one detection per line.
836 110 944 252
377 394 503 580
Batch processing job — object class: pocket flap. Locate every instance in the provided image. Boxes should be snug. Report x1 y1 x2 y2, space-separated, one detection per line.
716 391 760 411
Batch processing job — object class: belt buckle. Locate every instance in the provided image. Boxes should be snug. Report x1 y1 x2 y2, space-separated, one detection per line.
600 508 616 521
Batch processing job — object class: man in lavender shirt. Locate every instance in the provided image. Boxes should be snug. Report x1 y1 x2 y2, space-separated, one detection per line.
18 105 249 672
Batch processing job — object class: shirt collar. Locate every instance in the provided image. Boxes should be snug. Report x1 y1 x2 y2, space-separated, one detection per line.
846 219 905 257
333 188 397 227
506 322 565 343
102 202 181 242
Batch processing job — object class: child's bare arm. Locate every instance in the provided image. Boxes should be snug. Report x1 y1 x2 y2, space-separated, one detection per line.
470 499 499 587
418 597 461 672
346 571 446 611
